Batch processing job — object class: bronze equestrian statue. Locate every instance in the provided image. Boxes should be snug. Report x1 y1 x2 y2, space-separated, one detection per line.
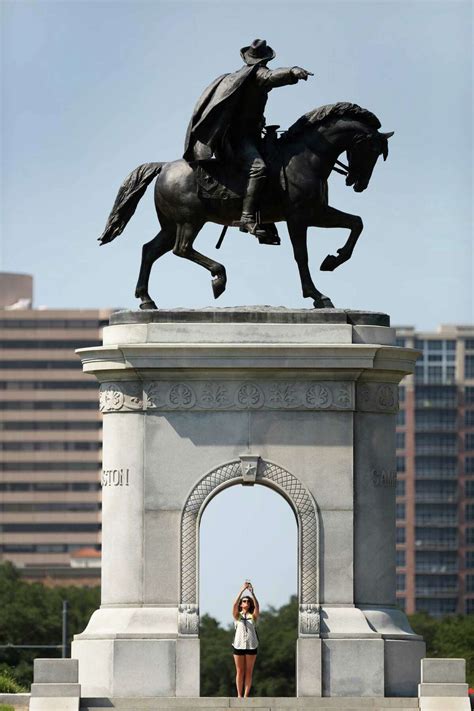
98 40 393 310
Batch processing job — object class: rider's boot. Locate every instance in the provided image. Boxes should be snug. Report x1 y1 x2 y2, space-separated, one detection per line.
239 177 280 246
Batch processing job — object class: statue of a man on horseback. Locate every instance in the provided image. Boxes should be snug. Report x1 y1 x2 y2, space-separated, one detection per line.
98 40 394 311
183 39 313 245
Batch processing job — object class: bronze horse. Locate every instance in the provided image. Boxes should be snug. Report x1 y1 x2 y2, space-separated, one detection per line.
99 102 393 309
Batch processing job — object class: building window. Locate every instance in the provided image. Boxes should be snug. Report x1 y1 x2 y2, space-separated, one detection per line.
397 410 406 426
0 482 100 492
396 574 406 591
466 387 474 404
465 434 474 451
399 386 406 402
396 433 406 450
465 505 474 521
415 385 457 407
396 338 406 348
416 551 457 573
396 479 406 496
0 462 100 472
0 380 98 391
466 528 474 545
0 319 101 329
396 503 406 520
0 523 101 533
464 340 474 350
0 360 81 369
465 552 474 570
415 574 458 594
416 432 457 455
446 340 457 351
415 456 457 478
465 411 474 427
466 600 474 614
466 576 474 593
465 481 474 498
416 480 457 502
427 340 443 351
0 442 101 452
0 401 97 411
416 598 457 615
396 527 406 544
0 339 99 349
397 597 406 611
396 550 406 567
466 356 474 379
415 527 457 548
466 458 474 474
0 421 101 431
416 503 457 526
396 456 406 473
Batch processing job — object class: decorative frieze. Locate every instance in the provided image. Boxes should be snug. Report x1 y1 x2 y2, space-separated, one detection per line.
356 382 398 413
99 380 354 413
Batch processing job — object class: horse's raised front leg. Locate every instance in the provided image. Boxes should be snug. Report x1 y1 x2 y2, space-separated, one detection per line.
286 216 335 309
173 222 227 298
316 206 363 272
135 229 176 309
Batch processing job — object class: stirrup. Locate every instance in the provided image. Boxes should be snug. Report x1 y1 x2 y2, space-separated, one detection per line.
239 218 280 245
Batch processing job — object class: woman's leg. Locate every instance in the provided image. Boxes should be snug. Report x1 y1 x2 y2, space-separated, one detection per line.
244 653 257 697
233 654 246 697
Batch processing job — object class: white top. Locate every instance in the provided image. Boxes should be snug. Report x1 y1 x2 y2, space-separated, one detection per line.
232 612 258 650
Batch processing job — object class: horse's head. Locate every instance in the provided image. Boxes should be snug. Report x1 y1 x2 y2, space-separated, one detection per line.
345 130 394 192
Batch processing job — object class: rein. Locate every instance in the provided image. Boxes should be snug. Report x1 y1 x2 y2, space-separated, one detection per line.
333 159 349 176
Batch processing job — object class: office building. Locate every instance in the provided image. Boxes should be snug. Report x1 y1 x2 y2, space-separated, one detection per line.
0 273 112 585
395 325 474 615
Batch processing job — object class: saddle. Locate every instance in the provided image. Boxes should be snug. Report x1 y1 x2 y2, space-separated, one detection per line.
190 127 286 246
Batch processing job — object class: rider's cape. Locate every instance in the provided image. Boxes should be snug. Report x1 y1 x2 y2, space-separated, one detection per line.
183 64 259 161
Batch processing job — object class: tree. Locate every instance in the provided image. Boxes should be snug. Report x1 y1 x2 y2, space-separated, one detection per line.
0 563 99 686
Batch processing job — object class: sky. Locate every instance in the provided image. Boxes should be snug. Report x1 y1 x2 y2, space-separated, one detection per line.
1 0 473 625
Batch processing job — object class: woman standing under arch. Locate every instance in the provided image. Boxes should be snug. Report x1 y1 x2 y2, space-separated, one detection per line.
232 581 260 697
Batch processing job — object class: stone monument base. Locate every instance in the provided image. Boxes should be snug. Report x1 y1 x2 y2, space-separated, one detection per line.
72 308 424 699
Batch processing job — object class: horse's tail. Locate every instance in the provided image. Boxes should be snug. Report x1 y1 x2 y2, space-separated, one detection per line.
98 162 165 245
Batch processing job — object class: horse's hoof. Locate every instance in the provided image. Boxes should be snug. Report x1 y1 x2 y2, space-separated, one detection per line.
320 254 339 272
313 296 335 309
212 275 226 299
139 299 158 310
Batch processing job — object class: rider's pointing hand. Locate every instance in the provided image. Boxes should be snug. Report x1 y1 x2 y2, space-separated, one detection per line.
291 67 314 81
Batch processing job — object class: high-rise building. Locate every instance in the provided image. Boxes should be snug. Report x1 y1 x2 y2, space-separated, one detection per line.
395 325 474 616
0 273 112 585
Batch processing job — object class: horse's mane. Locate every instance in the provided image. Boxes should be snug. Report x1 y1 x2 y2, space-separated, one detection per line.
283 102 381 140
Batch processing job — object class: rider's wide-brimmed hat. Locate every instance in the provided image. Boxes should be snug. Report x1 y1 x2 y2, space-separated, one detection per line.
240 39 275 65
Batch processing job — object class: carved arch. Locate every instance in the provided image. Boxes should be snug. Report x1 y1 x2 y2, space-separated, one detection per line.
179 457 320 636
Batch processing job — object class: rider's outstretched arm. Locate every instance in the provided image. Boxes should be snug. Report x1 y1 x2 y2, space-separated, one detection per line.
256 66 313 89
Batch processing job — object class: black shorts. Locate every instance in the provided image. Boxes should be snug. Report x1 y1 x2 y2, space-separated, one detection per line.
232 647 257 656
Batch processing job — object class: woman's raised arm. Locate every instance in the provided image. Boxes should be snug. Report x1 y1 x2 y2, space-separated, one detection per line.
232 582 248 620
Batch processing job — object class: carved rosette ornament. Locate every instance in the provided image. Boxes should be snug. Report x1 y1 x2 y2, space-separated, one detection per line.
356 382 398 413
178 604 199 636
299 604 321 635
99 382 142 412
99 380 354 413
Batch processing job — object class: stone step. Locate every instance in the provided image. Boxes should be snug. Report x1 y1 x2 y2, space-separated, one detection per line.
80 698 420 711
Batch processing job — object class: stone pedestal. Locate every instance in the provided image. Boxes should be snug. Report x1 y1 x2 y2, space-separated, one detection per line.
71 308 425 698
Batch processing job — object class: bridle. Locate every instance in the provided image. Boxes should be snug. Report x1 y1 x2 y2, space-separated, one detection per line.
332 159 349 176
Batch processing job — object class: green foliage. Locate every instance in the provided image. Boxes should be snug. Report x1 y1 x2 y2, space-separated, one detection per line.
0 562 100 687
0 668 26 693
409 613 474 687
0 705 15 711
